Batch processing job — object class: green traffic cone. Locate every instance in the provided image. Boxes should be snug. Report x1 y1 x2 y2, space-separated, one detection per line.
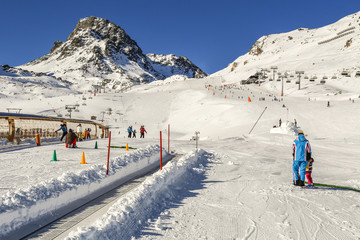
51 150 57 162
95 141 98 149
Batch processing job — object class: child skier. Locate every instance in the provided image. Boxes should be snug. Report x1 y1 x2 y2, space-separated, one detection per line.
65 129 78 148
305 158 315 187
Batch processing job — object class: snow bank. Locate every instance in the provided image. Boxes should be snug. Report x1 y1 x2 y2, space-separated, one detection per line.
270 121 299 135
0 145 169 238
65 149 213 240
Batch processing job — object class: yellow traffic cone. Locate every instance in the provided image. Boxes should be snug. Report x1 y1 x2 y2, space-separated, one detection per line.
80 152 87 164
126 143 129 151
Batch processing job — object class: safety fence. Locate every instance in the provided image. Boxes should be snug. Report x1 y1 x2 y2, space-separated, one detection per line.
318 30 355 45
337 26 356 35
0 112 109 142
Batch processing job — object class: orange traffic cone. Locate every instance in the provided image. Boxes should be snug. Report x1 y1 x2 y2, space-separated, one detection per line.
248 97 252 102
80 152 87 164
126 143 129 151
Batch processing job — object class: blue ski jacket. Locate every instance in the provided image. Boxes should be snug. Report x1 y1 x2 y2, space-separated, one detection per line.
292 134 311 161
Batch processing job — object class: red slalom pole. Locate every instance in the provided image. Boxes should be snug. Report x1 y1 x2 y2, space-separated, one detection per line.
160 131 162 170
106 131 111 175
168 124 170 153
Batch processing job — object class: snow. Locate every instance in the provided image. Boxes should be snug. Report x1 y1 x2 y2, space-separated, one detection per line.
1 11 360 240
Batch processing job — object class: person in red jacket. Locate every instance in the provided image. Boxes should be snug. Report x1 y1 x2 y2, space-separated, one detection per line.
140 125 147 138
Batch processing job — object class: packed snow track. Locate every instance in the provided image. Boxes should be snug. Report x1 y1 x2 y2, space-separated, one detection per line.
14 155 179 240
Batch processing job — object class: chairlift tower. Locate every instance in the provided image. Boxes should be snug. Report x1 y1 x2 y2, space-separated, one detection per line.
271 66 278 82
295 71 304 90
65 105 77 119
279 74 284 96
260 68 269 79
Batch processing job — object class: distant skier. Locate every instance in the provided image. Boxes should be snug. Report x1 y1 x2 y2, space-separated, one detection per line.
305 158 315 187
65 129 78 148
292 130 312 187
140 125 147 138
55 124 68 141
132 129 137 138
279 118 282 127
294 119 297 127
127 126 132 138
327 101 330 107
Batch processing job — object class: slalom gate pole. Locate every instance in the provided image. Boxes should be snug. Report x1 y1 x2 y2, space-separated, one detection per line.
248 106 268 134
35 134 41 146
106 131 111 175
168 124 170 153
160 131 162 170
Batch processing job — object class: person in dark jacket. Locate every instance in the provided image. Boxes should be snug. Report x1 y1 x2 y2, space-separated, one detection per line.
132 129 136 138
65 129 78 148
55 124 68 141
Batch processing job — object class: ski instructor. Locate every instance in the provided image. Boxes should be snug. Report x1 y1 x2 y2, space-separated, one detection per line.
292 130 312 186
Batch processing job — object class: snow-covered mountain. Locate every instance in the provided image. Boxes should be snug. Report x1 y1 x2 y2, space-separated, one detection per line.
18 16 206 90
0 64 75 99
215 11 360 84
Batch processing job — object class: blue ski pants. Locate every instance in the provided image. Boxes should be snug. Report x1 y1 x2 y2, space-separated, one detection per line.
293 160 307 181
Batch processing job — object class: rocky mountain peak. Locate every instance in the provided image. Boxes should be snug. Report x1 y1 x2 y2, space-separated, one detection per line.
20 16 206 89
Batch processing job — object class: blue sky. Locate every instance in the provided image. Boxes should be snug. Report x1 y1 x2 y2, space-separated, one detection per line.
1 0 360 74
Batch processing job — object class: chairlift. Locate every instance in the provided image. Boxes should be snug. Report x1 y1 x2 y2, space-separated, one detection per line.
341 70 349 76
320 80 326 84
286 80 291 83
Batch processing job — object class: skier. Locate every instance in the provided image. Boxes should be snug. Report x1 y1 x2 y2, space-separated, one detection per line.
65 129 78 148
306 157 315 187
327 101 330 107
55 124 68 141
279 118 282 127
292 130 312 186
127 126 132 138
76 124 82 140
140 125 147 138
132 129 137 138
294 119 297 127
86 128 91 139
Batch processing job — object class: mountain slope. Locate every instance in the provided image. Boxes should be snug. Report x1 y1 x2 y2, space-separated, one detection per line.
215 11 360 85
0 65 75 99
19 16 206 90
